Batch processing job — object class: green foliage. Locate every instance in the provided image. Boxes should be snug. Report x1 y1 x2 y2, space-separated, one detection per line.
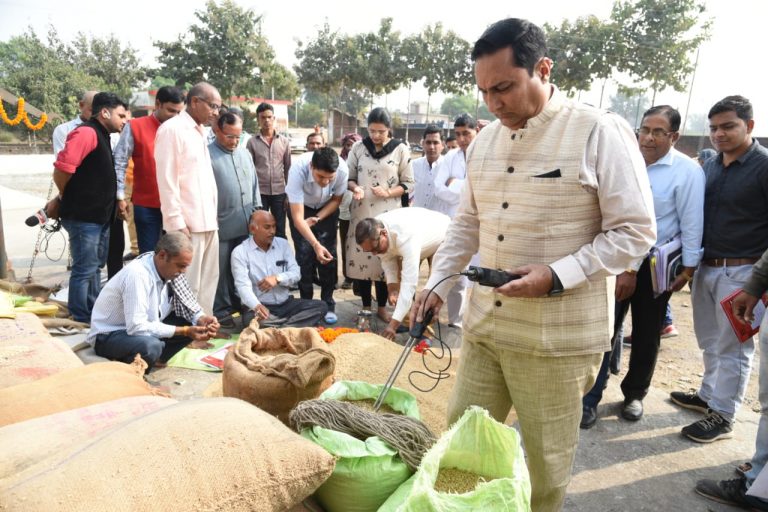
154 0 293 100
260 62 300 102
608 90 650 128
415 23 473 97
0 27 108 137
612 0 711 99
67 33 147 100
440 94 495 122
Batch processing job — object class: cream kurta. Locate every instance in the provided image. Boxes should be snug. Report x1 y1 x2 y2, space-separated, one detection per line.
345 140 414 281
426 86 656 356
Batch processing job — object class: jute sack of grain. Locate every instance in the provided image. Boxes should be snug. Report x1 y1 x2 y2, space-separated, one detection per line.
326 333 457 434
223 324 335 423
0 395 176 479
0 355 168 427
378 407 531 512
0 313 83 388
0 398 336 512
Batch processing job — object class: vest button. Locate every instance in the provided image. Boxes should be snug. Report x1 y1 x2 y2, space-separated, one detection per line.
507 166 515 173
495 300 502 307
498 234 504 241
502 202 509 209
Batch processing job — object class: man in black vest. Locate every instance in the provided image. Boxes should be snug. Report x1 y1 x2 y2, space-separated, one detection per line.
47 92 129 322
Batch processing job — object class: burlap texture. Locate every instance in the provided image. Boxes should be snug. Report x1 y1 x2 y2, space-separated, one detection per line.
0 355 168 427
223 324 335 423
0 313 83 388
0 398 336 512
0 395 176 479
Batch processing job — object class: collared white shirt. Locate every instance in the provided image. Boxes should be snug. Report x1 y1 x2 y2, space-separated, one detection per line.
433 148 467 217
286 151 349 209
87 254 204 344
231 237 301 309
377 207 451 322
647 147 705 266
52 117 84 157
411 155 443 211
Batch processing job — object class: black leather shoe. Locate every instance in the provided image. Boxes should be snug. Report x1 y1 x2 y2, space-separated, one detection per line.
622 399 643 421
580 405 598 429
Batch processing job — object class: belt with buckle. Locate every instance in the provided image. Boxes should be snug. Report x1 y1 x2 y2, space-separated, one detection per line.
702 257 759 267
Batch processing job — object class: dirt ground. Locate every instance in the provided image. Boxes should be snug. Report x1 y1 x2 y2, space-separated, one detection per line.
629 288 761 413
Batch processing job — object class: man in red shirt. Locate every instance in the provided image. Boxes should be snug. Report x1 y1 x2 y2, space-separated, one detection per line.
47 92 129 322
114 86 185 254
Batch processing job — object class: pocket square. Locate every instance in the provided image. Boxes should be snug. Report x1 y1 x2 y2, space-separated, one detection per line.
533 169 562 178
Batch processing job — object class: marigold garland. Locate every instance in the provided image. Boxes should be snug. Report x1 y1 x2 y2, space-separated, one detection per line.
317 327 359 343
0 97 48 131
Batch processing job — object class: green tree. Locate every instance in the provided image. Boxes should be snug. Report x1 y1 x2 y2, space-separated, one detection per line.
0 28 106 137
415 23 473 121
440 94 495 122
260 62 300 103
154 0 278 99
609 88 650 129
68 33 147 101
612 0 711 103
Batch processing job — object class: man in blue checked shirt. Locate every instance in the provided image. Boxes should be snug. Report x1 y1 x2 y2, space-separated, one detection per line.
87 232 220 370
285 146 348 325
231 210 327 328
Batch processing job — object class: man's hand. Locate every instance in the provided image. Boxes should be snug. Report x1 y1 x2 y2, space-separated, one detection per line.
495 263 553 298
258 275 279 292
197 315 220 337
352 187 365 201
44 196 61 220
380 320 399 341
185 325 214 348
306 216 320 227
371 185 389 198
116 200 129 220
254 304 270 321
387 283 400 306
178 227 191 238
314 244 334 265
408 289 444 328
669 267 696 293
615 271 637 301
732 290 760 326
446 177 455 186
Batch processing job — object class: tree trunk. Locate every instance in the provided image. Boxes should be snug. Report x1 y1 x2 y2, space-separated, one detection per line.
425 94 431 124
599 78 608 109
651 88 657 106
404 84 412 144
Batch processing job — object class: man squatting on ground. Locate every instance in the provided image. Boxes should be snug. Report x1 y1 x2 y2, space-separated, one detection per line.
410 18 655 510
88 232 220 370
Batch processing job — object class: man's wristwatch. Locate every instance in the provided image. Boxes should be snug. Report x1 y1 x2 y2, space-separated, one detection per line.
275 274 283 284
547 266 564 297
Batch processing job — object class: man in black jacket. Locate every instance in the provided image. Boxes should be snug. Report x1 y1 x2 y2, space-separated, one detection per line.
47 92 128 322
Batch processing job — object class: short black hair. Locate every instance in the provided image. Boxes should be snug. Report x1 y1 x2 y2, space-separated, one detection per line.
642 105 681 132
256 102 274 115
156 86 185 105
367 107 392 128
708 95 753 122
445 135 457 144
311 147 339 173
216 111 241 130
471 18 548 76
91 92 128 118
454 113 477 129
306 132 324 144
423 124 442 140
228 106 244 119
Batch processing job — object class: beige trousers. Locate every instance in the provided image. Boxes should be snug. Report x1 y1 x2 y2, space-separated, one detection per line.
187 231 219 315
448 334 601 512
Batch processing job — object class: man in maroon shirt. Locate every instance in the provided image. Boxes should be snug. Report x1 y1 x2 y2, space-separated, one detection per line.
47 92 129 322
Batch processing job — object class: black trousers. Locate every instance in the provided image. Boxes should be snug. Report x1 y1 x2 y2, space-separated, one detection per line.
261 193 287 239
242 296 327 328
107 216 124 279
620 257 672 400
339 218 350 280
288 205 339 313
354 279 388 309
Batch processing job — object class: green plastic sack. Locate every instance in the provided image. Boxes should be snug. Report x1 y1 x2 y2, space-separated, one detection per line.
378 406 531 512
301 380 421 512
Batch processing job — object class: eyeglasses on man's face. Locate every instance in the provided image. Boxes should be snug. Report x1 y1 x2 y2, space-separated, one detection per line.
195 96 221 111
636 127 674 139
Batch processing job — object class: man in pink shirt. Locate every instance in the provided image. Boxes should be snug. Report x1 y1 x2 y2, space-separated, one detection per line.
154 82 221 315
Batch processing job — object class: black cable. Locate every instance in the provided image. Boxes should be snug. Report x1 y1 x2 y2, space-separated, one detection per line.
39 220 66 262
406 272 463 393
